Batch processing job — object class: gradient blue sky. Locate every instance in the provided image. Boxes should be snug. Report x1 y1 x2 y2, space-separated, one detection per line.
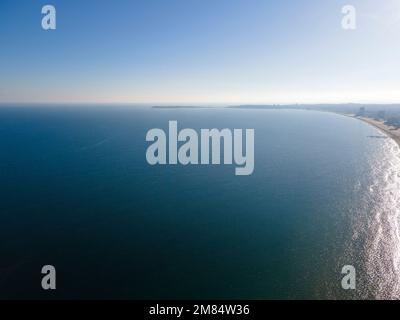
0 0 399 104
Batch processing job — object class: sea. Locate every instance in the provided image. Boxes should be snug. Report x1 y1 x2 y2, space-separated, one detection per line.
0 105 399 299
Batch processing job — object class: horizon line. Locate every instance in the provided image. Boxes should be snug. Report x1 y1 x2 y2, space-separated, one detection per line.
1 102 400 107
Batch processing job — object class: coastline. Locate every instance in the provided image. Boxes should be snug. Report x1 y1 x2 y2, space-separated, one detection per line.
355 116 400 148
333 111 400 148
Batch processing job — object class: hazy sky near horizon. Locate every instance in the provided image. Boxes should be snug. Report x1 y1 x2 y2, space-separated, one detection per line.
1 0 399 104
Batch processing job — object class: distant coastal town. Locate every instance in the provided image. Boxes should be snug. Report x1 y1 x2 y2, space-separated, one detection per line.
151 104 400 148
352 106 400 147
229 104 400 148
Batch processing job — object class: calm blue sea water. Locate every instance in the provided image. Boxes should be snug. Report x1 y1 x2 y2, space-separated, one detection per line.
0 106 399 299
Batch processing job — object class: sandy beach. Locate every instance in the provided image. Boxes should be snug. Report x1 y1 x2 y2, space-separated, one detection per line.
356 116 400 148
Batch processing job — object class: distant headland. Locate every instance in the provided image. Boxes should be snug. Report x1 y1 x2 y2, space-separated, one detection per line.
152 106 208 109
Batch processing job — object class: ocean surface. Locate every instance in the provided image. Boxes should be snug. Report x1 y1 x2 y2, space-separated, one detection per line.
0 106 399 299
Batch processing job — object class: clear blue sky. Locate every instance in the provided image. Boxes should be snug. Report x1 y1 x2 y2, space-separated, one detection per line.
0 0 399 104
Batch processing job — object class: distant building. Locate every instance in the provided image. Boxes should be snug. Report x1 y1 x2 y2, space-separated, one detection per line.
386 116 400 128
377 110 386 120
357 107 366 117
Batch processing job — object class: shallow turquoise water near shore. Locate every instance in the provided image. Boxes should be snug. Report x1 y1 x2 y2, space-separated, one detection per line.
0 106 399 299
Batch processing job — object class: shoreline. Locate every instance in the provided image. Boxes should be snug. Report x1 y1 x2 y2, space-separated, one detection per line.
292 109 400 149
331 111 400 148
354 115 400 148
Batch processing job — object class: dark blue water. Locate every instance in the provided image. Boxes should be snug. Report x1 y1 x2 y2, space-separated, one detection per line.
1 106 399 299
